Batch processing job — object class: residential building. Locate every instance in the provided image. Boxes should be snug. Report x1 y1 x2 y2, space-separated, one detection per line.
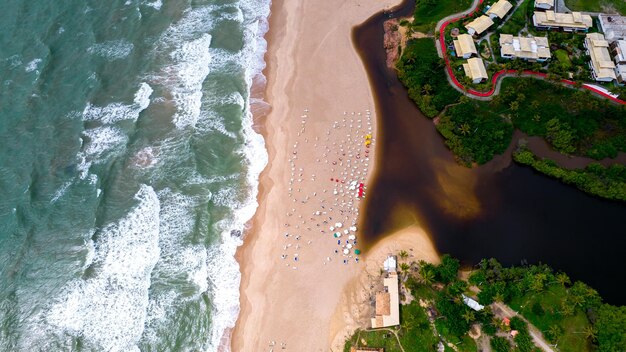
598 14 626 42
462 294 485 311
453 34 478 58
499 34 551 61
584 33 617 82
610 40 626 83
534 0 554 10
487 0 513 19
533 11 593 31
463 57 489 83
370 265 400 329
466 15 494 36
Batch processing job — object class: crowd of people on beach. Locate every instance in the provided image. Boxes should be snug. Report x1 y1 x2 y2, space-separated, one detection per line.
279 108 374 270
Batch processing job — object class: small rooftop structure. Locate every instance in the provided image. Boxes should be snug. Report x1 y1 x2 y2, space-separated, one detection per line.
534 0 554 10
487 0 513 19
462 57 489 83
462 294 485 311
383 255 397 273
453 34 478 58
466 15 494 36
500 34 551 61
371 273 400 328
533 10 593 31
585 32 617 82
598 14 626 42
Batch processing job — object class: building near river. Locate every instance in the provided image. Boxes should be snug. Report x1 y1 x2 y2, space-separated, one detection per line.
371 256 400 329
584 32 617 82
533 10 593 32
466 15 494 36
463 57 489 83
453 34 478 58
487 0 513 19
534 0 554 10
500 34 551 61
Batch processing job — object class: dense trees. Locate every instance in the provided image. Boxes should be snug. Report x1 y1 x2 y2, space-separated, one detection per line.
396 39 461 118
513 148 626 201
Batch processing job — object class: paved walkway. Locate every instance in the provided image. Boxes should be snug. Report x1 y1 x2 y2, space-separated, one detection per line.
434 0 626 105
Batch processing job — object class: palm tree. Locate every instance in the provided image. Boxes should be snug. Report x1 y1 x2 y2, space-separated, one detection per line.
400 262 410 274
422 84 433 95
462 310 475 323
398 250 409 260
420 267 435 285
556 272 571 287
494 292 505 303
460 122 471 135
547 325 561 344
583 326 597 341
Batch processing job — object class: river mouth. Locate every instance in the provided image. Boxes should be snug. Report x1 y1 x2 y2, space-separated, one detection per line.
354 0 626 305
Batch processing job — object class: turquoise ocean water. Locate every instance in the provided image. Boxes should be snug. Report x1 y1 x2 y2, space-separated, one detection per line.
0 0 269 350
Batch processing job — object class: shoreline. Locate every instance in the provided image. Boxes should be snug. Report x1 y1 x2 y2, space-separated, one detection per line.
231 0 441 350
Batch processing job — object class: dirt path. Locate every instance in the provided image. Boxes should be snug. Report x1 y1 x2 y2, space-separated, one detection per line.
492 302 557 352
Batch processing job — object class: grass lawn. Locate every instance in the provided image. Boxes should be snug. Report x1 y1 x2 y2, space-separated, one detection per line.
499 0 531 35
412 0 473 32
344 330 403 352
508 285 592 352
564 0 626 14
344 302 439 352
554 49 572 69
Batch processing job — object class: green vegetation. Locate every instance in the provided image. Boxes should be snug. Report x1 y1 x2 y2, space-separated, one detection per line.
513 148 626 201
484 78 626 159
564 0 626 15
411 0 473 32
554 49 572 69
436 97 514 165
499 0 531 35
345 254 626 352
396 38 461 117
470 258 626 352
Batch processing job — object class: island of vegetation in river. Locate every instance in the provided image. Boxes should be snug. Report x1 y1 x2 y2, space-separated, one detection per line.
344 254 626 352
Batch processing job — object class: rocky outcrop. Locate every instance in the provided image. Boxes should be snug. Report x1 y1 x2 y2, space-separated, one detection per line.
383 19 401 68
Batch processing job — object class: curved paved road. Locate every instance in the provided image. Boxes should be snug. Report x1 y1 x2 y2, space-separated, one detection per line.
434 0 626 105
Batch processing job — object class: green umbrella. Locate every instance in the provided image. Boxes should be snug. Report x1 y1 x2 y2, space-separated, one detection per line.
354 249 361 255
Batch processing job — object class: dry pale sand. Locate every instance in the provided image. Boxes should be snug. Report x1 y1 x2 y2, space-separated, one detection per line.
232 0 440 350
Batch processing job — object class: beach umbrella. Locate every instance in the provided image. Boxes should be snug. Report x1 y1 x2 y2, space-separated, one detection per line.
355 249 361 255
333 233 339 238
343 249 350 255
349 226 357 231
346 244 353 249
336 222 343 228
344 229 349 235
348 235 356 240
330 226 335 231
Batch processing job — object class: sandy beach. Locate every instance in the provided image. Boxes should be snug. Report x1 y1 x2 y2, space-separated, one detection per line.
232 0 440 350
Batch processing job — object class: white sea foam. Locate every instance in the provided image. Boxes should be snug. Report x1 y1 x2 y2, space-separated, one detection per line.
168 34 212 129
50 181 72 203
82 83 152 124
25 58 42 72
46 185 160 351
204 0 271 350
88 40 134 60
77 126 127 179
144 0 162 10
